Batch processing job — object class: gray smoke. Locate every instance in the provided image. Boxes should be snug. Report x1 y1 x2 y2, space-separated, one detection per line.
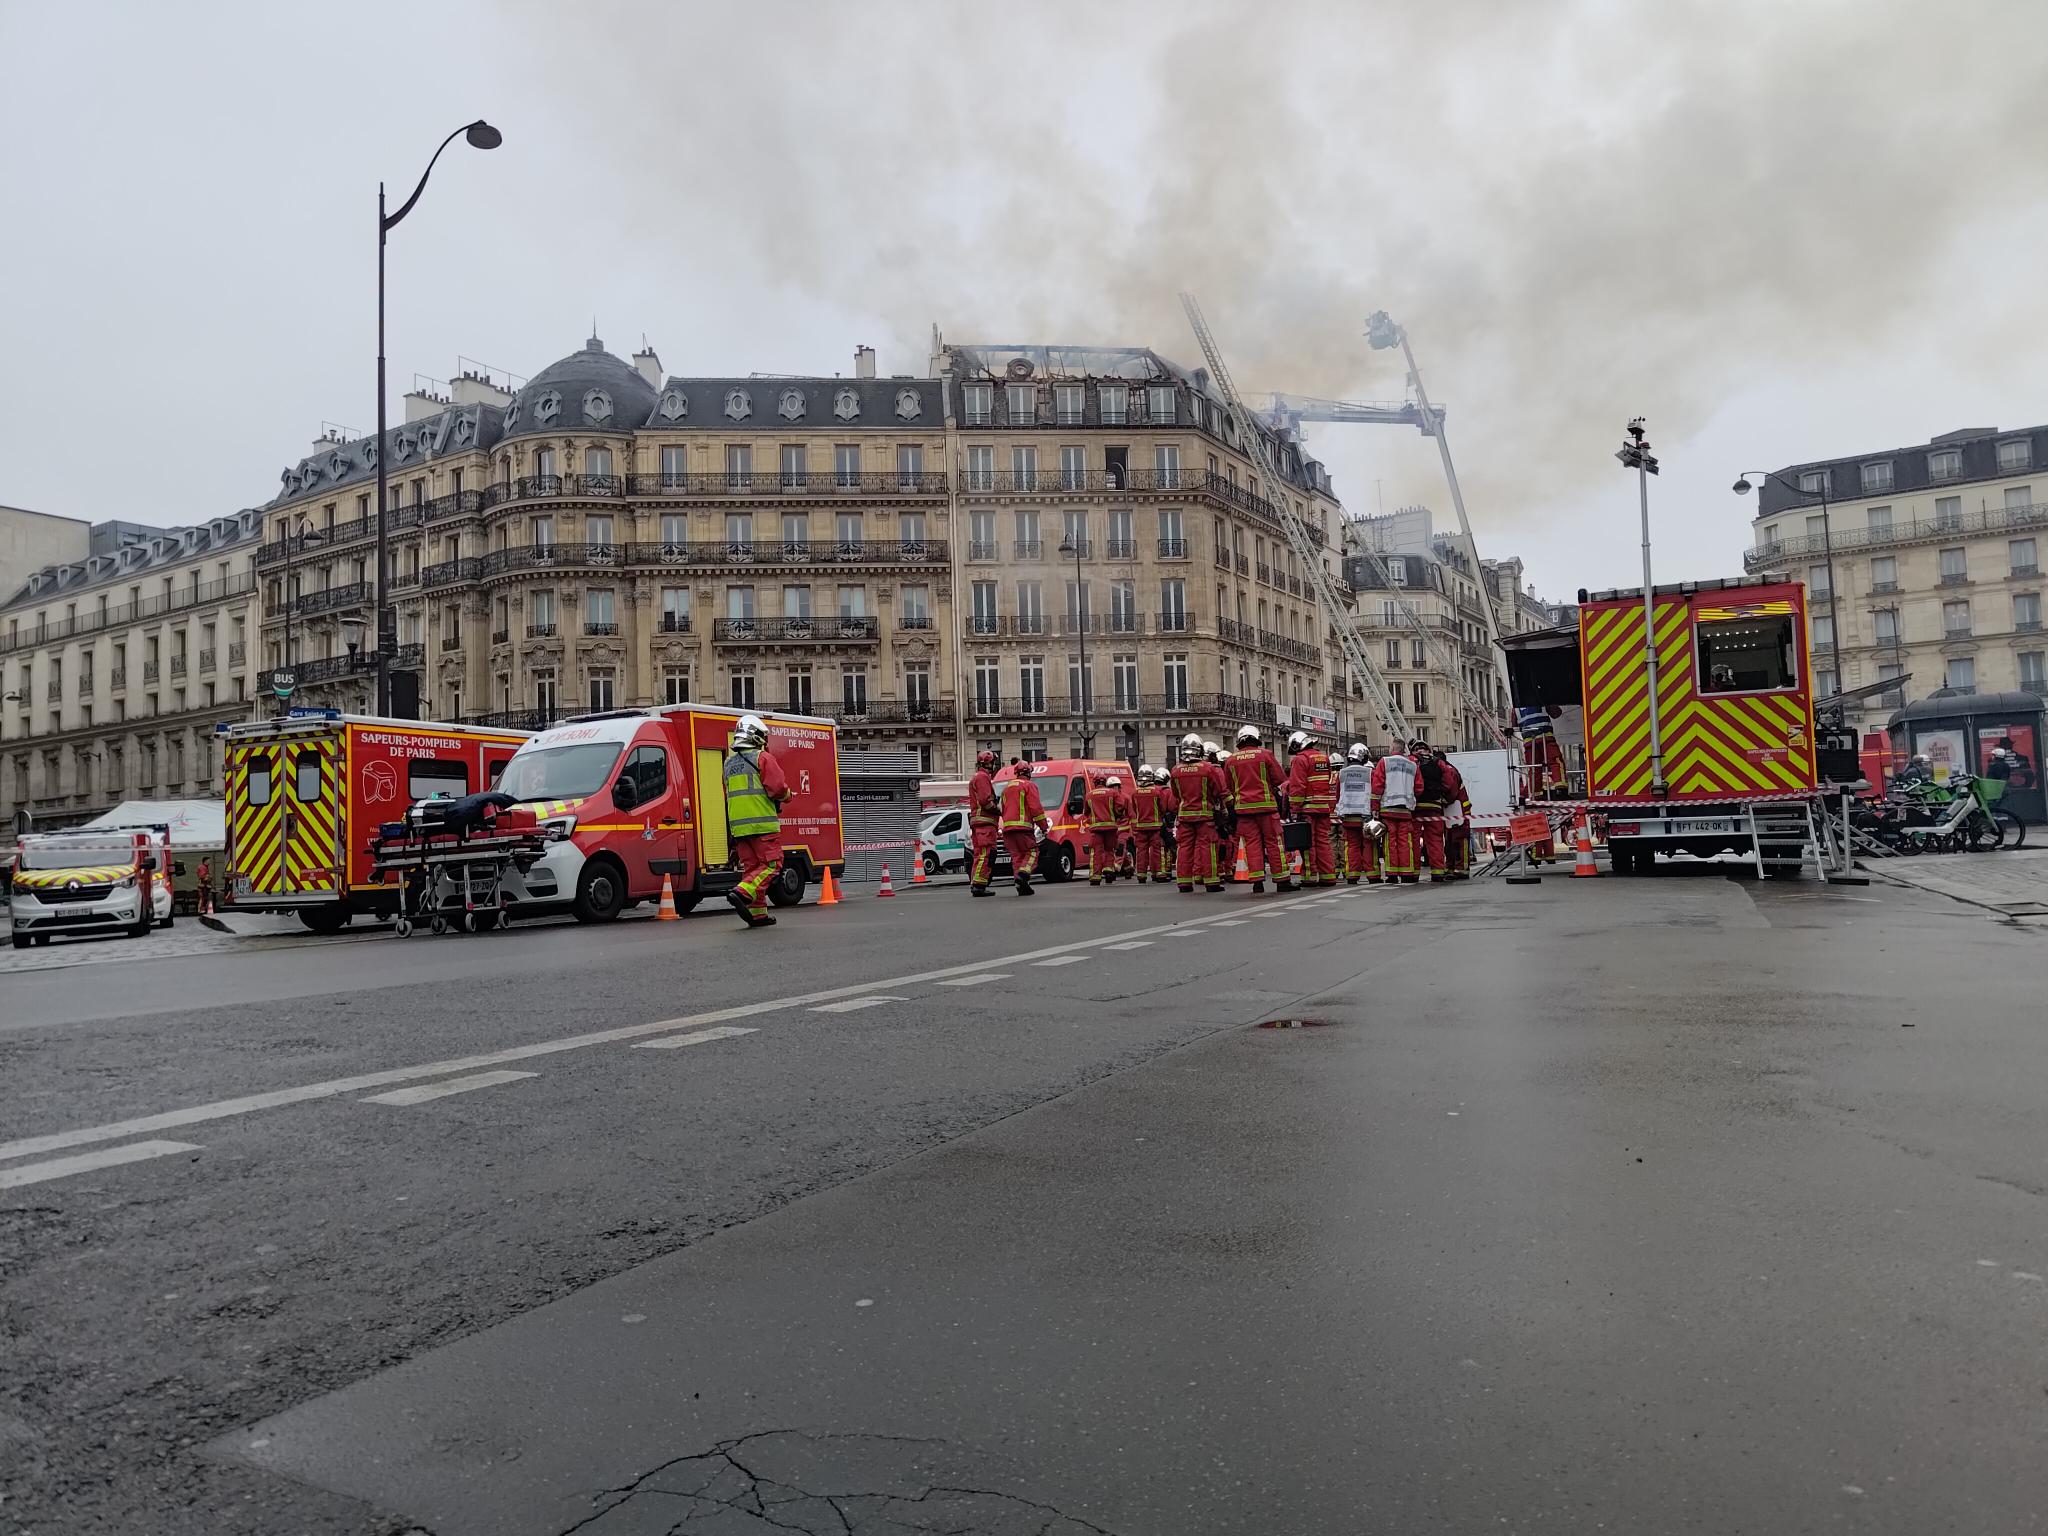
515 0 2048 528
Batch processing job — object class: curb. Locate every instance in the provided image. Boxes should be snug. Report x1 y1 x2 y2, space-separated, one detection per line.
1860 860 2048 917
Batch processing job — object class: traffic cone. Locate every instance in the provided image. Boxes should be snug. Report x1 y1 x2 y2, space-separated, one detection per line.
877 862 896 898
911 856 927 886
819 866 840 905
1571 811 1599 878
1233 837 1254 883
657 874 682 919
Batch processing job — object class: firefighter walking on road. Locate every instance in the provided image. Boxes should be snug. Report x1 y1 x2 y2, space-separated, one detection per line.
967 748 1001 897
1170 734 1228 892
1084 773 1129 885
1284 731 1338 886
1000 761 1052 895
1372 738 1421 884
1335 743 1381 884
723 713 789 929
1226 725 1293 893
1131 766 1175 882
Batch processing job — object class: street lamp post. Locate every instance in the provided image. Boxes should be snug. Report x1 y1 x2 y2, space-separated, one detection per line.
1615 419 1667 797
376 120 501 717
1058 533 1093 757
1733 469 1841 698
281 522 322 715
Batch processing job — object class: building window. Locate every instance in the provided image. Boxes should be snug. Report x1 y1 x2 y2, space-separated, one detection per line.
780 444 807 488
837 585 867 619
1927 448 1963 481
1386 638 1401 668
1161 653 1189 710
1935 495 1962 529
1067 655 1093 712
1859 462 1893 494
782 584 813 620
660 444 687 486
1160 578 1187 630
1099 384 1127 425
835 511 864 553
534 447 557 480
901 584 931 628
1018 656 1046 714
531 514 556 550
1808 564 1831 599
661 586 690 632
974 655 1001 712
586 513 615 552
1877 661 1904 702
969 510 996 559
1389 681 1403 712
897 443 924 487
1874 607 1899 644
1871 555 1897 592
729 668 756 708
1945 656 1975 690
904 663 932 711
899 510 926 546
1056 384 1084 425
1997 439 2032 472
1866 505 1892 534
1412 681 1430 713
967 445 995 491
1016 580 1043 632
586 588 615 632
2016 592 2042 632
663 667 690 706
1812 613 1834 650
726 513 754 555
585 446 614 481
727 586 757 620
1943 599 1971 638
1147 385 1175 423
836 664 866 715
1005 383 1035 425
785 666 813 713
2019 651 2046 688
1059 444 1087 491
725 443 753 488
834 444 861 488
970 580 998 633
2006 485 2035 511
1109 578 1136 632
1112 654 1138 711
1020 737 1049 762
1940 546 1967 581
963 383 992 426
1798 469 1829 495
587 668 615 712
2012 539 2038 576
1153 443 1182 489
1012 444 1038 490
1411 637 1426 667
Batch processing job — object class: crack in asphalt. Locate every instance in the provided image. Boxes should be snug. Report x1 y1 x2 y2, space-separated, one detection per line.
560 1430 1117 1536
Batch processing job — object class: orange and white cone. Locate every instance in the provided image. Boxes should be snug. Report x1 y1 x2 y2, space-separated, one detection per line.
818 866 841 905
877 862 896 898
657 873 682 918
911 856 927 885
1233 837 1254 883
1571 811 1598 878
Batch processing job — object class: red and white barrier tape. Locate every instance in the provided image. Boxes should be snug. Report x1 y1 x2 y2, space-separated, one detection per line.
843 840 919 853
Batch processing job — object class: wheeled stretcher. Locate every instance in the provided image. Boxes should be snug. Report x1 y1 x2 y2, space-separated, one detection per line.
367 796 549 937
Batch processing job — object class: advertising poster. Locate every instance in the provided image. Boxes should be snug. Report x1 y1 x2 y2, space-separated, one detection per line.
1977 723 2038 787
1915 727 1967 782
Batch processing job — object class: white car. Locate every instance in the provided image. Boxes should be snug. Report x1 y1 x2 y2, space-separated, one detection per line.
10 833 174 948
918 807 970 876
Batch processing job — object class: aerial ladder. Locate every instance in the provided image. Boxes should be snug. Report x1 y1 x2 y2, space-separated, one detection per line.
1183 295 1514 754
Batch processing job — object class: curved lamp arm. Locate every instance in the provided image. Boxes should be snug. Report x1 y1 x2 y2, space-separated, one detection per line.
384 120 499 234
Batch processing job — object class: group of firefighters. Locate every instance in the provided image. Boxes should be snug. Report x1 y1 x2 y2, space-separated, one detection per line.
961 726 1474 897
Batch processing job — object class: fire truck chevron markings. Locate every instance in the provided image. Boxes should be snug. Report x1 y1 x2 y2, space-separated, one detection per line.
0 895 1325 1166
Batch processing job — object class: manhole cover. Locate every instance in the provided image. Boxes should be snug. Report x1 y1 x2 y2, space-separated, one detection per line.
1257 1017 1336 1029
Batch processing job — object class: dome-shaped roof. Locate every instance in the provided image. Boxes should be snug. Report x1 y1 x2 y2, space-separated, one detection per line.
501 335 658 440
1889 688 2045 727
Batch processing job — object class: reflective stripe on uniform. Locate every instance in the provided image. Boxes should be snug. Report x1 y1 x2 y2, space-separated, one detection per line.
723 752 779 838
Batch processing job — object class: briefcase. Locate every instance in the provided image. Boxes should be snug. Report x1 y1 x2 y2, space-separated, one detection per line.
1281 820 1311 853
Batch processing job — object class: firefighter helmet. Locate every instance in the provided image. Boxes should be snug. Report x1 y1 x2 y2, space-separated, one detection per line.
1204 740 1225 763
1139 762 1157 784
1346 742 1371 765
1235 725 1261 747
1408 737 1431 757
975 748 998 771
1179 737 1204 763
1013 758 1035 778
1107 774 1123 788
733 713 769 750
1286 730 1310 753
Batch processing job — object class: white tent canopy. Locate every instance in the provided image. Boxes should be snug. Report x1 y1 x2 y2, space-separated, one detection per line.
83 799 226 848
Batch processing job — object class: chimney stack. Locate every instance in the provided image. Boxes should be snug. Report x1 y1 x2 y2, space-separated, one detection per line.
451 370 512 409
854 345 877 379
633 346 663 389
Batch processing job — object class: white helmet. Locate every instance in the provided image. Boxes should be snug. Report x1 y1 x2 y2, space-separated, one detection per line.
1346 742 1371 764
1180 731 1203 754
1107 774 1122 788
1235 725 1261 747
1139 762 1157 784
733 713 769 750
1286 730 1310 753
1204 740 1225 762
1179 736 1204 763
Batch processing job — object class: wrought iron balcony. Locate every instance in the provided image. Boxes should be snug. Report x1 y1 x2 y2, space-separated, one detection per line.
968 540 999 560
1158 538 1189 559
526 622 558 639
620 471 949 496
423 557 482 589
1745 498 2048 569
143 661 161 682
293 581 370 617
441 634 463 652
110 667 127 688
712 616 881 644
1156 610 1191 633
826 698 955 726
198 648 216 673
228 641 246 665
658 614 692 634
492 628 510 645
583 621 619 637
0 574 257 655
1014 539 1044 559
169 656 187 677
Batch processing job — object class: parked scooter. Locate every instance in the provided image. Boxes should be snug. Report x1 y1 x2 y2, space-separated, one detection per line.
1886 773 2024 853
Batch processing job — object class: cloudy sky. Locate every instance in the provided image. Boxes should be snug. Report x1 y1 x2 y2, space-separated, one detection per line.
4 0 2045 601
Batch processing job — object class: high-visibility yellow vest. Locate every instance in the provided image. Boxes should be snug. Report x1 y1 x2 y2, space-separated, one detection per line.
723 752 779 837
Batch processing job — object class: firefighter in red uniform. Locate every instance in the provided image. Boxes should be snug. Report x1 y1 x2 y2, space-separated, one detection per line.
966 748 1001 897
1371 739 1421 883
999 761 1051 895
1083 773 1126 885
1130 766 1175 882
1334 743 1380 884
722 713 790 929
1437 752 1473 879
1283 730 1338 886
1169 734 1228 892
1225 725 1292 893
1412 740 1451 881
1517 704 1565 864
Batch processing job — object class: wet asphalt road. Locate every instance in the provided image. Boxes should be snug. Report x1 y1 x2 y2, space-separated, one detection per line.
3 868 2046 1535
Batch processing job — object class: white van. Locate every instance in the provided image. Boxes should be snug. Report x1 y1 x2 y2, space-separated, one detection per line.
10 827 174 948
918 806 971 876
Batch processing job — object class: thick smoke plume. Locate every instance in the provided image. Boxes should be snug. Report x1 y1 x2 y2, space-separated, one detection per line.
519 0 2048 536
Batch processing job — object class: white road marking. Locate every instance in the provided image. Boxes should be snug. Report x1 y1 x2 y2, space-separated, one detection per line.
0 1140 201 1191
934 973 1010 987
1103 941 1153 951
1033 955 1089 967
809 996 909 1013
0 893 1327 1164
360 1070 537 1106
633 1026 760 1050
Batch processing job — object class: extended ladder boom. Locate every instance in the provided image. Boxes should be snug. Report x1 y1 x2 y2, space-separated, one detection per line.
1180 294 1410 743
